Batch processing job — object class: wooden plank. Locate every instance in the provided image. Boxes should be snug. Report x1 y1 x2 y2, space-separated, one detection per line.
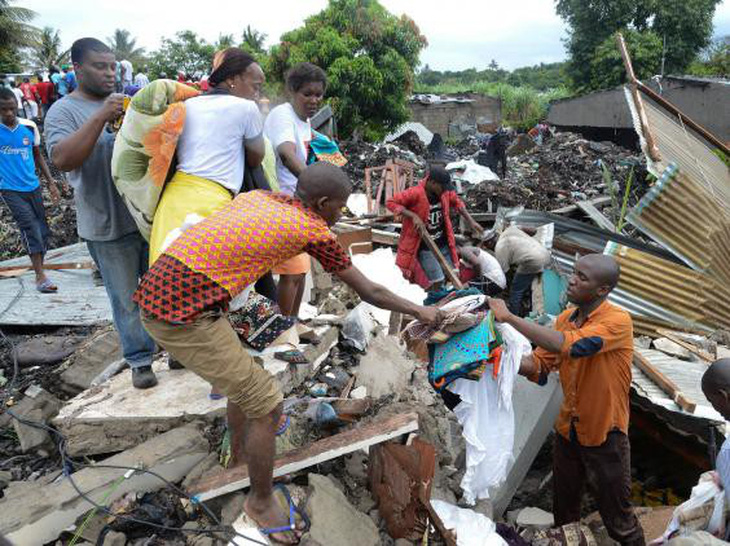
190 412 419 502
551 196 612 215
0 261 94 273
655 329 714 363
419 231 464 289
633 352 696 413
576 201 616 232
615 33 662 161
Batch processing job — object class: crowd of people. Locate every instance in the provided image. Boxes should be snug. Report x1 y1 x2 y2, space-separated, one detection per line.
0 35 726 546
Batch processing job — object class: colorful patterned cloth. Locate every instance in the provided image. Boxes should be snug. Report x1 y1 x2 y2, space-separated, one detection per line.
134 191 352 323
229 293 296 351
111 79 200 240
308 130 348 167
429 312 503 392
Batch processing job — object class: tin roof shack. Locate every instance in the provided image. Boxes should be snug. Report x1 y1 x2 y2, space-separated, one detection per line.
409 93 502 139
547 76 730 148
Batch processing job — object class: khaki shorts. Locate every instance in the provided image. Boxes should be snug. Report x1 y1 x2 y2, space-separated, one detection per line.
142 313 283 418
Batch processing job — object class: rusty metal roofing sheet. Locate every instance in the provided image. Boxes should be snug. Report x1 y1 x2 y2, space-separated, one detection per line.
0 243 112 326
605 242 730 332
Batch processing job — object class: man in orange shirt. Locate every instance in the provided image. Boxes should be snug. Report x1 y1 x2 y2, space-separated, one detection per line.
489 254 645 546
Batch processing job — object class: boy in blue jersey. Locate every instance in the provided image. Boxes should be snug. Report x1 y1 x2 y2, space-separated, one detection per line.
0 87 61 292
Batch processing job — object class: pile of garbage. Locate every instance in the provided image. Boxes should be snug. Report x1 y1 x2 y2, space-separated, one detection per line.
465 132 649 212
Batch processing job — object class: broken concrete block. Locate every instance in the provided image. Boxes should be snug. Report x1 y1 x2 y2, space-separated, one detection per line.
5 386 62 452
13 334 85 367
57 327 122 395
0 425 208 546
355 335 415 399
516 506 555 529
53 364 226 456
350 386 367 399
307 474 380 546
13 408 50 453
653 337 691 360
101 530 127 546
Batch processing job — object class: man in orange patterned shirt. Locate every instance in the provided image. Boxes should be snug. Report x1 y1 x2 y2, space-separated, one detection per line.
134 162 439 543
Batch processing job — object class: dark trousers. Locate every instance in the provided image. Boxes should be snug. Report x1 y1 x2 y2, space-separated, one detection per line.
508 272 536 315
553 431 645 546
1 188 50 255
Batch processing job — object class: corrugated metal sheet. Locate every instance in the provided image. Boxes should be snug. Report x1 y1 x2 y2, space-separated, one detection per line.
632 348 722 422
0 243 112 326
552 248 710 335
605 242 730 332
624 88 730 286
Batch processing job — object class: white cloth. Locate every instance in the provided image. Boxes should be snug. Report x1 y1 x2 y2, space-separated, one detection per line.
431 500 507 546
448 323 531 504
12 88 23 110
120 60 134 87
495 225 552 274
134 73 150 88
264 102 311 196
176 94 263 194
476 249 507 289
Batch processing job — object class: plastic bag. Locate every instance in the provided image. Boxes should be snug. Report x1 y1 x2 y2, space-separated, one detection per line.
341 302 375 351
431 500 507 546
659 472 726 542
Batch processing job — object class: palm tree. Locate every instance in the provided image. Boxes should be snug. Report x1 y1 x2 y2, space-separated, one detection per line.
241 25 266 54
0 0 38 49
30 27 70 71
107 28 146 65
215 34 235 50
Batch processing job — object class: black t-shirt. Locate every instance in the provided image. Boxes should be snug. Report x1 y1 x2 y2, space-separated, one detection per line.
426 192 448 247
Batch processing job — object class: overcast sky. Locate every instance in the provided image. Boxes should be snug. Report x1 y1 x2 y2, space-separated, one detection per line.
23 0 730 71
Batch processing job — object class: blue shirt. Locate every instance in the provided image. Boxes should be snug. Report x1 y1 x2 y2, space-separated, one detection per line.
65 72 77 93
53 73 68 96
0 118 41 192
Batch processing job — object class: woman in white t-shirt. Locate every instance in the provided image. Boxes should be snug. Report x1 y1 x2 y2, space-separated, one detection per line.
148 48 266 265
264 62 327 317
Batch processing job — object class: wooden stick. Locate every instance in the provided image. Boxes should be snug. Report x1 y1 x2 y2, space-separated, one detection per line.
635 82 730 157
419 231 463 289
615 32 662 162
655 329 715 363
189 412 419 501
633 352 696 413
0 261 94 273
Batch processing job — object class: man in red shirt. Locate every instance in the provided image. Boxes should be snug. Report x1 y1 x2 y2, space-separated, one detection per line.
386 165 484 290
33 75 55 117
18 78 39 120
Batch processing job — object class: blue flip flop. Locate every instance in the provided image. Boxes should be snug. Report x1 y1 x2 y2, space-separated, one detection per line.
259 484 311 540
276 414 291 437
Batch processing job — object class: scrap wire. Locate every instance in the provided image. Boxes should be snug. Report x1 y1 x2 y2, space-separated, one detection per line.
0 278 268 545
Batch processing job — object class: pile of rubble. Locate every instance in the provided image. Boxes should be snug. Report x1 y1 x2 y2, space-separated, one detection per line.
465 132 649 213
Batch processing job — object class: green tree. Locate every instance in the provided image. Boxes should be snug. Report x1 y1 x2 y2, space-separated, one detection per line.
241 25 267 55
28 27 70 71
589 30 662 89
555 0 721 92
0 0 38 72
215 33 235 50
688 35 730 77
107 28 146 66
148 31 214 78
268 0 427 139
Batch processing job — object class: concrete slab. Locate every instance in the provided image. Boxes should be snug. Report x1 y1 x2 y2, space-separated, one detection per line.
57 327 122 396
355 334 416 399
491 374 564 517
54 361 227 456
55 327 339 457
0 425 208 546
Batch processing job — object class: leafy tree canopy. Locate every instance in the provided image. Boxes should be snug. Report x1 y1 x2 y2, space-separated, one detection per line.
556 0 722 92
28 26 70 71
268 0 427 139
107 28 146 67
148 30 214 78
